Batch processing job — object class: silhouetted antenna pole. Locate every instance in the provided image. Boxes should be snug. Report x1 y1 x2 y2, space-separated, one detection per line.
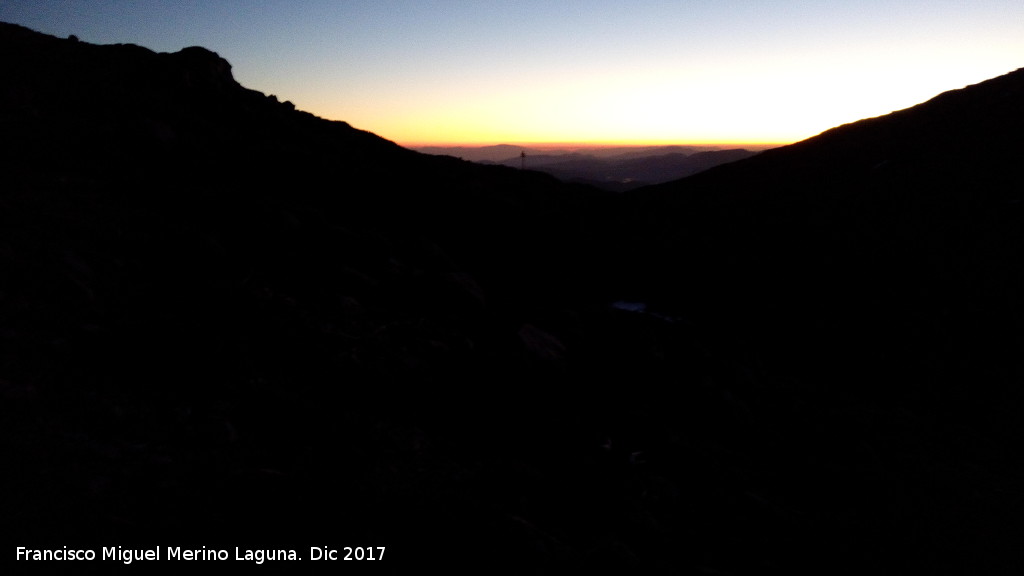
520 150 526 170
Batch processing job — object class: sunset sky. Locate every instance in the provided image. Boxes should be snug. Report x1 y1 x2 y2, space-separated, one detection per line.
3 1 1023 146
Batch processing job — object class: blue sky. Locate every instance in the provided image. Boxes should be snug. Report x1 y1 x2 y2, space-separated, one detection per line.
3 1 1023 145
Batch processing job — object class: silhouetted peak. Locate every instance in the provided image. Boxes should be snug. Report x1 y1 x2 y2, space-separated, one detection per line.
0 22 244 109
0 20 416 180
168 45 237 92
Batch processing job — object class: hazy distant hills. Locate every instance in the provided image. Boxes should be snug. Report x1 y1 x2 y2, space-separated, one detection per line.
415 144 760 190
5 20 1024 573
414 143 713 162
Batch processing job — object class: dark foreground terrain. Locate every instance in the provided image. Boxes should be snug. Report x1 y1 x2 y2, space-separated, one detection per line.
3 23 1024 573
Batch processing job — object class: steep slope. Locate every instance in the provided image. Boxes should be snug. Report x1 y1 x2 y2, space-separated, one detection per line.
6 20 1024 573
609 66 1024 572
0 22 626 566
619 65 1024 376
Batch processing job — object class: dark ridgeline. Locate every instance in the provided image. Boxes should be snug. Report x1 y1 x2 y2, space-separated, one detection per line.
0 20 614 564
3 20 1024 573
608 66 1024 573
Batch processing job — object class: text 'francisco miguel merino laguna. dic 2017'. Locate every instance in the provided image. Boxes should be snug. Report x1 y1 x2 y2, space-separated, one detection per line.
15 546 385 564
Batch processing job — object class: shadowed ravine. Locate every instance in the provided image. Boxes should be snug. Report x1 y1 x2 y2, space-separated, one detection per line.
3 22 1024 573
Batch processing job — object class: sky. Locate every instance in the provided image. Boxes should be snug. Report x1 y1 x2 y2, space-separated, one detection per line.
3 1 1023 147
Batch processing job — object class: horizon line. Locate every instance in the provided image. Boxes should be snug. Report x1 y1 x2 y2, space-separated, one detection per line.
398 140 792 150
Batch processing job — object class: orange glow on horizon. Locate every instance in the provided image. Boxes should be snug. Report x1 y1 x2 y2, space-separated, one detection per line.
308 41 1023 155
394 138 792 150
9 1 1021 154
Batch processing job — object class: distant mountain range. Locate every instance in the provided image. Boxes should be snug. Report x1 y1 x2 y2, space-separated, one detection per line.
414 143 729 162
4 20 1024 573
414 144 761 190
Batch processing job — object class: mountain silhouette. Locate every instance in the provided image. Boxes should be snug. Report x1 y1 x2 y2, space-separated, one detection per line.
618 63 1024 371
414 144 716 163
4 21 1024 573
0 21 615 564
495 148 759 191
606 64 1024 572
417 145 758 191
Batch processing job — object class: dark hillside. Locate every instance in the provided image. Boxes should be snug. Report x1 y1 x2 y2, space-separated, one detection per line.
0 22 626 567
617 65 1024 383
5 21 1024 573
610 66 1024 572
